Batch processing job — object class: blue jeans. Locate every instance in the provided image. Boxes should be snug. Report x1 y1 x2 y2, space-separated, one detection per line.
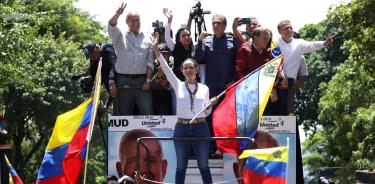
174 122 212 184
113 74 153 115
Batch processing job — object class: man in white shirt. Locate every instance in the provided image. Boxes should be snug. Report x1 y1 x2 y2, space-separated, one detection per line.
277 20 333 184
277 20 333 115
108 3 154 115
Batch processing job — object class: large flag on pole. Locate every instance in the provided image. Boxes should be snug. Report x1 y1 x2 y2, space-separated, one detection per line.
37 60 102 184
5 155 24 184
239 146 288 184
212 55 283 155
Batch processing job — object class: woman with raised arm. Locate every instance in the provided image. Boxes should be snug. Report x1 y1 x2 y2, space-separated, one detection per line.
152 32 213 184
163 8 194 81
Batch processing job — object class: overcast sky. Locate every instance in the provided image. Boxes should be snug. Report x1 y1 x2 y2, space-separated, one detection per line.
75 0 348 41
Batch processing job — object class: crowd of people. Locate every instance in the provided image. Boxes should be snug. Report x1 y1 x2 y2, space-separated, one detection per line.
81 2 334 184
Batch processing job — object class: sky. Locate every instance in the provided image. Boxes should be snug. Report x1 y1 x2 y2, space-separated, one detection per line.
74 0 349 143
75 0 348 41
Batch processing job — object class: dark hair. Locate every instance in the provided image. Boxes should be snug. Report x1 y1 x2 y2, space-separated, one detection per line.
212 14 227 25
266 28 273 48
81 42 97 59
104 175 118 184
174 27 193 51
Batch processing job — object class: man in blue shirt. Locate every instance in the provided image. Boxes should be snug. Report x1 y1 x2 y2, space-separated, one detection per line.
195 14 239 156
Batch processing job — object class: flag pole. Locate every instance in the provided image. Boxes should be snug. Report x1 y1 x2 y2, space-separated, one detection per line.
286 137 290 184
83 58 102 184
189 90 226 123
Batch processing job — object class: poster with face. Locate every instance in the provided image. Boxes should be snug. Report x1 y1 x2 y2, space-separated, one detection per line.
108 115 296 184
108 115 177 183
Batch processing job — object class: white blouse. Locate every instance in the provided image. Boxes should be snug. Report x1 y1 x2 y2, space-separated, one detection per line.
156 55 211 119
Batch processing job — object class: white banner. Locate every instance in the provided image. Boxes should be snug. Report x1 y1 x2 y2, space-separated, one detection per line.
108 115 177 132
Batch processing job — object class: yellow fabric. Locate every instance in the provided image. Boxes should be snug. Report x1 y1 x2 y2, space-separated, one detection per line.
270 40 279 49
5 155 14 184
258 55 283 120
239 146 288 163
46 98 92 151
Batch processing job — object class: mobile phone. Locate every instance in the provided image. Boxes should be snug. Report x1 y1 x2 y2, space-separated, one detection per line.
239 18 251 25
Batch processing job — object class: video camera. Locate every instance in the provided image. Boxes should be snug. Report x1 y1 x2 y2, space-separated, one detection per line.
190 1 210 19
152 20 164 34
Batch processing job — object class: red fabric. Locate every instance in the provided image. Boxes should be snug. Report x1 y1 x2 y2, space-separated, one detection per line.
11 175 24 184
243 168 286 184
62 126 89 184
235 43 272 79
36 175 68 184
212 84 241 155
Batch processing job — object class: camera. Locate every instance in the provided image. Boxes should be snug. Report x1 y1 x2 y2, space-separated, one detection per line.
190 1 210 19
79 75 94 94
152 20 164 34
238 18 251 25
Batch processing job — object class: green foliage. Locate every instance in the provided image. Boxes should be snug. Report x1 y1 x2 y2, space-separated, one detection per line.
301 0 375 182
0 0 107 183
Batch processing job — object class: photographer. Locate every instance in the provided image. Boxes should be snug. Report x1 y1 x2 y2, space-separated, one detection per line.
80 42 116 95
108 2 154 115
232 17 260 45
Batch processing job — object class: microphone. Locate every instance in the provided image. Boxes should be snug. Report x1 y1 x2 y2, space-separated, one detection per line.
118 175 135 184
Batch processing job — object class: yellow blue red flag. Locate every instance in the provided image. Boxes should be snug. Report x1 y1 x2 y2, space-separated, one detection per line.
5 155 24 184
212 55 283 155
239 146 288 184
36 60 102 184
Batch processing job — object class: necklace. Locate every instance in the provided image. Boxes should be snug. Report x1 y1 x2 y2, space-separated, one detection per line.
185 81 198 113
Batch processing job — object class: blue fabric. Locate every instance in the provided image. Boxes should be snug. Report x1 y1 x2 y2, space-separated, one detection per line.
195 34 238 89
37 144 69 180
173 122 212 184
244 156 287 178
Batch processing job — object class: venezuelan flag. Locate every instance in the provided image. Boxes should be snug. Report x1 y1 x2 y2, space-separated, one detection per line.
212 55 283 155
239 146 288 184
37 58 102 184
5 155 24 184
36 98 93 183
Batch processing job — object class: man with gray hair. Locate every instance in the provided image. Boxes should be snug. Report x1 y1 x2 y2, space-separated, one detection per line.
277 19 334 184
195 14 239 156
277 19 333 115
108 2 154 115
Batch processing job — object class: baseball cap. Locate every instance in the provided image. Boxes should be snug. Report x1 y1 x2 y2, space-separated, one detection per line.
81 42 97 59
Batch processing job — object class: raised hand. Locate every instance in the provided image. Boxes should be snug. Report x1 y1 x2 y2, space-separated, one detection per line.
151 32 159 49
324 34 334 45
151 32 161 57
116 2 127 15
162 8 173 23
232 17 240 30
199 31 210 41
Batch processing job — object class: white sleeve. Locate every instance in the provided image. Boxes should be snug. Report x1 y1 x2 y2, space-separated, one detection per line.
107 23 122 45
164 22 175 51
204 86 212 116
157 55 179 89
300 39 325 54
298 56 308 76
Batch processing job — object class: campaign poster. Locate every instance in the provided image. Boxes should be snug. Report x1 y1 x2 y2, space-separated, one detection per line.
108 115 177 183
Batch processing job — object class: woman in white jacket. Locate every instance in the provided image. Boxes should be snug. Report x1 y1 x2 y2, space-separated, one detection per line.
152 32 213 184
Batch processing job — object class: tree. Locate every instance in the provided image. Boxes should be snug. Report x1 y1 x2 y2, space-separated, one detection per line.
301 0 375 183
0 0 107 183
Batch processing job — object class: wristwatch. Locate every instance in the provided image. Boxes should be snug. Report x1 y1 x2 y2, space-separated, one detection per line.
146 78 151 83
